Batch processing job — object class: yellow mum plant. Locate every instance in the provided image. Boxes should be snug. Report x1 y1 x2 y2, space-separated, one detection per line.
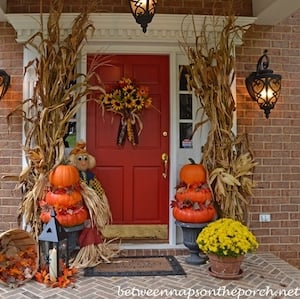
196 218 258 257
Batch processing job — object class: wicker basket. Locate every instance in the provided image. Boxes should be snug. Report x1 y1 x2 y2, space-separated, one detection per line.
0 228 39 287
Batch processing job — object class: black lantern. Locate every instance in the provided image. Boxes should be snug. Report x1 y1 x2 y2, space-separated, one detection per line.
38 209 69 281
245 50 282 118
0 70 10 100
129 0 157 33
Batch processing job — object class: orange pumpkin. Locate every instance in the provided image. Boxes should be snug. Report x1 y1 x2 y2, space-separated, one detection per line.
40 211 51 223
175 187 212 203
56 206 89 227
179 158 206 185
45 190 82 208
48 164 80 188
172 205 216 223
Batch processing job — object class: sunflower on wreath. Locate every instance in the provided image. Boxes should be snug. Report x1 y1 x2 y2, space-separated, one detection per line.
98 77 153 146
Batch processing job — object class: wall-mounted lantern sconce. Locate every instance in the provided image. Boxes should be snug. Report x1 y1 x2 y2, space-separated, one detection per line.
245 50 281 118
129 0 157 33
0 69 10 100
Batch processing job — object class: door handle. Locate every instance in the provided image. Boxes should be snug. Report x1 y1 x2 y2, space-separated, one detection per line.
161 153 168 179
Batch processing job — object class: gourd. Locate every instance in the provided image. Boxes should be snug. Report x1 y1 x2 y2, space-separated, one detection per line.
179 158 206 185
48 164 80 188
55 206 89 227
40 207 89 226
175 186 212 203
40 211 51 223
172 204 216 223
45 190 82 208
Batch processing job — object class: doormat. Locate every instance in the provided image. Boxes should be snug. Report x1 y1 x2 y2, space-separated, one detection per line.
84 255 186 277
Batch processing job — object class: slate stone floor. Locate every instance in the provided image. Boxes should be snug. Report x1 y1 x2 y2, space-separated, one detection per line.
0 253 300 299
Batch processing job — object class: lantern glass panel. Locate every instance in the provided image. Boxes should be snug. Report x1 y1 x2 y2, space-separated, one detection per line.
39 240 50 268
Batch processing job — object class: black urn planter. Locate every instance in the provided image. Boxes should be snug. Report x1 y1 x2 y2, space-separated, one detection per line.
176 220 209 265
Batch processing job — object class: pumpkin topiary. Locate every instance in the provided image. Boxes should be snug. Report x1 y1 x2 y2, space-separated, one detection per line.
48 164 80 188
179 158 206 185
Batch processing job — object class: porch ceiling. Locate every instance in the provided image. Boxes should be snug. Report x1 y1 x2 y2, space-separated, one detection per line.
252 0 300 25
1 1 300 25
0 0 6 22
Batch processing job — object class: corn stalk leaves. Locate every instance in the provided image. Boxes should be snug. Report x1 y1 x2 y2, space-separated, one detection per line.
7 0 105 237
180 14 256 223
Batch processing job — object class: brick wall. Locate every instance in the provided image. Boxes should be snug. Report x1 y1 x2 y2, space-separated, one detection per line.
236 10 300 268
0 22 23 230
1 0 300 268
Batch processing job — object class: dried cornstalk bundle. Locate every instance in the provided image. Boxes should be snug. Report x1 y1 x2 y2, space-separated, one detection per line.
181 14 257 223
70 239 120 269
7 0 104 237
80 182 112 231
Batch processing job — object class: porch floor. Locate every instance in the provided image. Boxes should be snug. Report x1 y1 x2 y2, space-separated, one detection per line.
1 253 299 299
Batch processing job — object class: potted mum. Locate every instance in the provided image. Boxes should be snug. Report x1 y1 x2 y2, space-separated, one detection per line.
196 218 258 279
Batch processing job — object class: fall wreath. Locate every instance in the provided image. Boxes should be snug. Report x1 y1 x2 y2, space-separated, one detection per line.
98 77 153 146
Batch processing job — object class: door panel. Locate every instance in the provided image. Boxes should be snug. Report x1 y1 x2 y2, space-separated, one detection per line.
87 54 169 239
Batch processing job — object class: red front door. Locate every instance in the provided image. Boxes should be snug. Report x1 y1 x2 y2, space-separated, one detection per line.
87 54 170 240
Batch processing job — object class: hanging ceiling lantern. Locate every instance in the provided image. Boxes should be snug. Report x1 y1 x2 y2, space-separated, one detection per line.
245 50 282 119
129 0 157 33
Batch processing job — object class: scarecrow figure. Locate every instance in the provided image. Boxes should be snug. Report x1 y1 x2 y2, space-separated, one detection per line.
68 141 118 268
69 140 106 202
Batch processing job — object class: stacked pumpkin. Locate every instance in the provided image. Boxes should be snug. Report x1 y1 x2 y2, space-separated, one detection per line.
172 159 216 223
39 164 89 227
